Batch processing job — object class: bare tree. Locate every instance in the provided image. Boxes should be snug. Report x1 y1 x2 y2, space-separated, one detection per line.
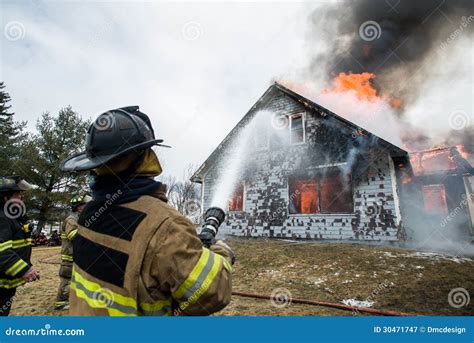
159 164 201 220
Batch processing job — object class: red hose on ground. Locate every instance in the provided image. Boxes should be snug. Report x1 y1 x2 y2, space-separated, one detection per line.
232 291 416 316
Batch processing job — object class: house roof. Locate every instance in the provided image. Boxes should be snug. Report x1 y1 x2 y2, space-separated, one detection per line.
191 82 408 183
409 146 474 177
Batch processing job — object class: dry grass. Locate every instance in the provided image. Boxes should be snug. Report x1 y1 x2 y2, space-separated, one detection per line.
10 239 474 316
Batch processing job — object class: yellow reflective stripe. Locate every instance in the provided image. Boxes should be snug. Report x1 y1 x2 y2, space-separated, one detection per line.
12 238 32 249
172 248 210 300
0 278 25 289
140 299 172 316
71 270 137 316
223 259 233 273
61 254 73 262
60 234 67 239
66 229 78 240
178 253 223 308
0 240 13 252
5 259 28 276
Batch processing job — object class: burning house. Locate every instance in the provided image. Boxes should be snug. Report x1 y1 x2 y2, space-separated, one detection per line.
191 83 474 243
400 147 474 243
192 83 413 241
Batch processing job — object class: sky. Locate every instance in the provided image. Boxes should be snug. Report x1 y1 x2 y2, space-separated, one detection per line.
0 0 312 178
1 0 472 179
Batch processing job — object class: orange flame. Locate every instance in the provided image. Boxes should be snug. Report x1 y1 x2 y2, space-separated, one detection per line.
456 144 469 159
330 72 378 101
324 72 402 108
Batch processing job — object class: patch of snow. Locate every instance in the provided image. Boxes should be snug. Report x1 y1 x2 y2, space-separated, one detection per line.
403 252 473 263
342 299 374 308
307 277 326 286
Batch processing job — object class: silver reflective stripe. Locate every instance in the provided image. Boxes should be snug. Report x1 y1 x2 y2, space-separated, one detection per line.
72 278 136 315
142 306 172 316
179 251 216 301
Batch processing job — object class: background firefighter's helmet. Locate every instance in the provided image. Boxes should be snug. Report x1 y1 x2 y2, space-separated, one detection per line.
0 176 33 194
70 194 92 211
60 106 169 172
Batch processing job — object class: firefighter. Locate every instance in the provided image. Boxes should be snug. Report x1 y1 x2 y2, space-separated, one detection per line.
54 194 91 310
0 176 40 316
60 106 234 316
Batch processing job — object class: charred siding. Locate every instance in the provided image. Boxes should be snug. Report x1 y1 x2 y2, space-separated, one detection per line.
203 92 403 241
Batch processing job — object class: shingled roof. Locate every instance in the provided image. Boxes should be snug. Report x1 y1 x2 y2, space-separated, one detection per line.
191 82 408 183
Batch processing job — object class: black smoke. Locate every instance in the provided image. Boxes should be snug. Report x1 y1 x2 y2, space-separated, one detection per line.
309 0 473 103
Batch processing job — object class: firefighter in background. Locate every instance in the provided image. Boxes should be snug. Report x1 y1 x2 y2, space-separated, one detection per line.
60 106 234 316
54 194 91 310
0 176 40 316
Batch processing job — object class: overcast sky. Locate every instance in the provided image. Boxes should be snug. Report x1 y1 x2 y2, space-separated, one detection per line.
1 0 472 178
0 0 313 178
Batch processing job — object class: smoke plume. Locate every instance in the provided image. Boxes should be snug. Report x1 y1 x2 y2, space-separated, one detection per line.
309 0 473 105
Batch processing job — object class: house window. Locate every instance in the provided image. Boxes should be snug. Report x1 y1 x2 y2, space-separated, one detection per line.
289 171 353 214
290 113 305 144
422 184 448 215
229 182 244 211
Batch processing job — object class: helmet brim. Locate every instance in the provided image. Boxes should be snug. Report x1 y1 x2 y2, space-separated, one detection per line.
60 139 170 172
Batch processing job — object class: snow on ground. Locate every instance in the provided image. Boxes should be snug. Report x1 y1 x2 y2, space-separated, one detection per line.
341 299 375 308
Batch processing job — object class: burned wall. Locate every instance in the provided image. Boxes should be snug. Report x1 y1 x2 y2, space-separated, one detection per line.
203 92 403 241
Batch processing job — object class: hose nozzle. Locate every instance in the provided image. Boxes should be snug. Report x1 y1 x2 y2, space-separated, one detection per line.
199 207 226 247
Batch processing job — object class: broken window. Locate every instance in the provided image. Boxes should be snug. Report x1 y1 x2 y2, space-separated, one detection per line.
229 182 244 211
290 113 305 144
289 171 353 214
422 184 448 215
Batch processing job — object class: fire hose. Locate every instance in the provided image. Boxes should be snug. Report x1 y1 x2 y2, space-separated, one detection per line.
231 291 416 316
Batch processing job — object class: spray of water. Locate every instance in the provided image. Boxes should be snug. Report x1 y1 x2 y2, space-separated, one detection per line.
210 110 275 209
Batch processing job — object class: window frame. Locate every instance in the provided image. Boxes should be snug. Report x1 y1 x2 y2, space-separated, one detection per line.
289 112 306 145
228 181 246 212
287 172 354 216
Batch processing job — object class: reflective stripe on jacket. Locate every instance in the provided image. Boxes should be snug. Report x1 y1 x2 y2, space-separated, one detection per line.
70 193 233 316
0 213 32 289
60 213 78 263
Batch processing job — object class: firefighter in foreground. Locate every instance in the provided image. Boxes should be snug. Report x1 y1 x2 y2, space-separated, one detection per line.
0 176 40 316
55 194 91 310
60 106 234 316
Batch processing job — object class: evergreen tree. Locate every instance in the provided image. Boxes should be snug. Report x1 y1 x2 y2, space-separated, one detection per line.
0 82 26 175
